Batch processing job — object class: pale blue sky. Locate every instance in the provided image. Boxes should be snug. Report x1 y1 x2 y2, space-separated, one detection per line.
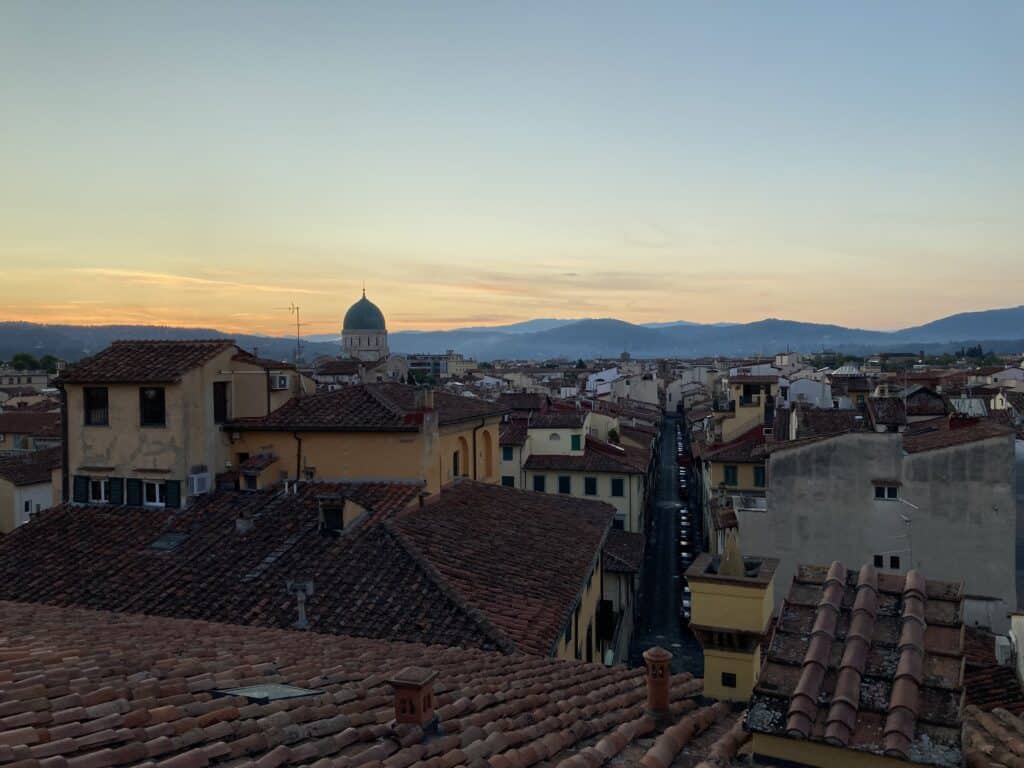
1 2 1021 332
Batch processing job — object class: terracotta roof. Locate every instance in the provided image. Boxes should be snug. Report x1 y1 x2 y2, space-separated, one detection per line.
528 412 586 429
0 600 708 768
239 453 278 473
964 706 1024 767
499 421 528 446
496 392 551 413
703 427 765 463
315 359 362 376
603 530 645 574
371 383 508 425
0 385 41 397
791 406 862 439
962 627 1024 714
393 481 614 656
727 375 779 384
0 482 520 652
231 351 296 370
0 410 60 437
902 420 1013 453
523 437 649 474
60 340 236 384
0 446 61 486
229 386 416 432
906 387 950 417
747 562 965 767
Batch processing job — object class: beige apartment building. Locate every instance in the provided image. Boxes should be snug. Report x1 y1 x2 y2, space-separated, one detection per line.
60 340 307 508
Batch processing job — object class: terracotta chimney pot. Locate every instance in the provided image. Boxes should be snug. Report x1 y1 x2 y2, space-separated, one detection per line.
388 667 438 727
642 646 673 714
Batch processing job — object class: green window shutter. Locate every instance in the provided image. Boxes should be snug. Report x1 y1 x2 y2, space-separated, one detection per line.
165 480 181 509
72 475 89 504
571 434 581 451
126 479 143 507
108 477 125 505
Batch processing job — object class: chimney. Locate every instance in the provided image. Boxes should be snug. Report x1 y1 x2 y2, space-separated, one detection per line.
642 646 673 719
388 667 438 728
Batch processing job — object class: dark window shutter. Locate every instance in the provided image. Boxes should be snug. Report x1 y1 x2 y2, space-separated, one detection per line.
72 475 89 504
126 478 143 507
165 480 181 509
108 477 124 506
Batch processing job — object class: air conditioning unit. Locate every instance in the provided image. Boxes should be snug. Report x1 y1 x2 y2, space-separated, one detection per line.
270 374 290 391
995 635 1015 666
188 472 211 496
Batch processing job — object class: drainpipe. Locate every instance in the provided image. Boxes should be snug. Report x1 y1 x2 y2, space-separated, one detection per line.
59 382 69 503
293 432 303 479
471 418 485 480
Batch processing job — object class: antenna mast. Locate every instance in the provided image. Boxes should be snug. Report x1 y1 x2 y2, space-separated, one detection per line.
282 303 305 363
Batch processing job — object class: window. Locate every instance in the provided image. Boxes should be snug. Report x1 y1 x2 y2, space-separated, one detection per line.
584 477 598 496
501 475 515 487
612 517 625 530
874 554 883 568
452 451 460 477
84 387 109 426
874 484 899 500
139 387 166 427
890 555 901 570
611 478 624 497
24 500 31 514
143 480 167 508
724 465 738 486
571 434 581 451
502 446 514 461
754 466 766 488
89 478 110 503
244 474 258 491
533 475 546 493
549 433 561 441
558 475 571 494
721 672 737 689
213 381 229 424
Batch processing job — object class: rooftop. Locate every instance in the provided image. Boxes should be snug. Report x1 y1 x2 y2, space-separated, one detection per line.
527 412 586 429
394 480 615 656
0 600 706 768
747 562 965 767
0 446 61 486
0 410 61 438
229 383 506 432
523 437 650 474
60 340 237 384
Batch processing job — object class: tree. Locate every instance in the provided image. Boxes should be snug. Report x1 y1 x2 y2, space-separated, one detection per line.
479 362 494 370
608 427 620 444
10 353 40 371
39 355 59 373
575 358 586 369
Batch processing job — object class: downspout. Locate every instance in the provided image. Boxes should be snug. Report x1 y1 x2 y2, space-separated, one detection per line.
293 432 303 479
471 418 485 480
59 382 69 503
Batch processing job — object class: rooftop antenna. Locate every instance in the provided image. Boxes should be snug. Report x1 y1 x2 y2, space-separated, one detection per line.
277 303 306 363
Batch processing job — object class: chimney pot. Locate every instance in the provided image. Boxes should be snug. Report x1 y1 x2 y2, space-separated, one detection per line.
388 667 439 727
642 646 673 715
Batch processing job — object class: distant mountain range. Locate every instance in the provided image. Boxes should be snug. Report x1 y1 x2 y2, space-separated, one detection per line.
2 306 1023 363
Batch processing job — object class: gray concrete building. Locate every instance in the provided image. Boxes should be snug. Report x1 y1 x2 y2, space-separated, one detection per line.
738 421 1017 631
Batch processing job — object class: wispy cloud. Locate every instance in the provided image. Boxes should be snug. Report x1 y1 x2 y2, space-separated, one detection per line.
72 268 328 295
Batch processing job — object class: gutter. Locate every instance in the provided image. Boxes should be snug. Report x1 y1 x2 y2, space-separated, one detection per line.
293 432 303 479
471 418 485 480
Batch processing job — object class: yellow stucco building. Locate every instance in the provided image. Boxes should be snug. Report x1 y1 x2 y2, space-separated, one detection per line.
60 340 309 508
227 383 505 493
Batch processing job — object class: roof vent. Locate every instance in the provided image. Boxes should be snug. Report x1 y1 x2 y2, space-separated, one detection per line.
149 532 187 551
212 683 322 704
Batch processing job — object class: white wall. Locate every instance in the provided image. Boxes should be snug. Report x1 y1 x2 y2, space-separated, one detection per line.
15 482 53 526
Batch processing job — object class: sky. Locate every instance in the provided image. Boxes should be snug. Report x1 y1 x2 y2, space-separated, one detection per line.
1 2 1022 335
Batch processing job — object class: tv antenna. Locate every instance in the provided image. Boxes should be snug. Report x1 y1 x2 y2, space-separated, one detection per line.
278 303 306 363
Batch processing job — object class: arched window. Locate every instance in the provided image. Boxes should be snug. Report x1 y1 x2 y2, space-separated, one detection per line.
481 430 494 479
549 433 561 441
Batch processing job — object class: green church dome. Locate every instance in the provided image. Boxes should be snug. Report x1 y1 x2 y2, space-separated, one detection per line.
343 291 386 331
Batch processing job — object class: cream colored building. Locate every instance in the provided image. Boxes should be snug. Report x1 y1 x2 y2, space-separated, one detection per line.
0 447 61 533
61 340 308 508
227 383 505 494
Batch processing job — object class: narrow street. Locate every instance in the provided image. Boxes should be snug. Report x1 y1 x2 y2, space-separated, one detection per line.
629 413 705 675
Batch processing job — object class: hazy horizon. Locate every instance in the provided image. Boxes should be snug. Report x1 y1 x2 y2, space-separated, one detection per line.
2 2 1022 335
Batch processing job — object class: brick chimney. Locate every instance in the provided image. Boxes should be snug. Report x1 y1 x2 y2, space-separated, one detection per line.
388 667 438 727
642 646 673 717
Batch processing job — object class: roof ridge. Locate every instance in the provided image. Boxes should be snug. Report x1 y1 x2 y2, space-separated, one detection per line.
380 520 520 655
362 382 412 419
